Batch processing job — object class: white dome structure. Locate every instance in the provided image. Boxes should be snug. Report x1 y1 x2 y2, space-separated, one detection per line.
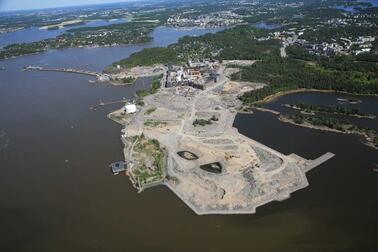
124 104 137 114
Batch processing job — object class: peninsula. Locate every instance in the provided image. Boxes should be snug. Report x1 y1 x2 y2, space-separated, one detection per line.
108 61 334 215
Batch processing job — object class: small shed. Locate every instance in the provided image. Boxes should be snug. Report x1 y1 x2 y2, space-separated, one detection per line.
110 161 127 175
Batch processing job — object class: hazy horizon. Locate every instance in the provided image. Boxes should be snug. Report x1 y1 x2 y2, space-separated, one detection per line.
0 0 136 12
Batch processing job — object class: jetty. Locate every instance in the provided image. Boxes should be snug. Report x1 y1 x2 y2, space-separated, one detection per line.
304 152 335 172
254 107 280 115
22 65 110 82
90 98 128 110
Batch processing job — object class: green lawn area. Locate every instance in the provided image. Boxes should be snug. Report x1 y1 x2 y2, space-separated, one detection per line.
131 135 166 188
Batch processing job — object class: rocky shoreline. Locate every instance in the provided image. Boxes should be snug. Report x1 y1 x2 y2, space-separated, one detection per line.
278 115 378 150
283 103 376 119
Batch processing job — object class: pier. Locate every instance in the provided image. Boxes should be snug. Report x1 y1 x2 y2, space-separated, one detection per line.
304 152 335 172
90 99 128 110
110 161 127 175
254 107 280 115
22 65 110 81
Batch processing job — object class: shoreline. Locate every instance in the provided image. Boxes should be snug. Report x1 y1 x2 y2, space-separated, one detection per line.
278 116 378 151
283 104 376 119
109 102 335 214
0 39 154 61
106 63 335 215
259 88 378 104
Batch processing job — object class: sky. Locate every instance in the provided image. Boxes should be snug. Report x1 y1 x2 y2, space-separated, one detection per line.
0 0 131 12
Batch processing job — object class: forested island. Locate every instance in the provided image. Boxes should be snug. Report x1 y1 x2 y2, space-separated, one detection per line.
0 4 132 34
280 113 378 150
0 22 157 59
284 102 376 119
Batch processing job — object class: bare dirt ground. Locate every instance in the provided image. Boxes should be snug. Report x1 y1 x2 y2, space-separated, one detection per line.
109 63 334 214
110 65 166 82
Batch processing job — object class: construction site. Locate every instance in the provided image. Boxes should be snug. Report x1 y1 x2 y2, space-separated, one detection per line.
108 62 334 215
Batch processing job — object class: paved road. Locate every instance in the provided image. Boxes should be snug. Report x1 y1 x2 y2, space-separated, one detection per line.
280 43 287 57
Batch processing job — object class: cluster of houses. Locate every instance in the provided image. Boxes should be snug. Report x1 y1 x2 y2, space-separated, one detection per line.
271 29 376 57
166 60 220 90
167 11 243 28
292 35 375 56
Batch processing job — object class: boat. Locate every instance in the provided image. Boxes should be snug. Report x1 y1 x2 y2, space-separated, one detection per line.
337 97 362 104
348 98 362 104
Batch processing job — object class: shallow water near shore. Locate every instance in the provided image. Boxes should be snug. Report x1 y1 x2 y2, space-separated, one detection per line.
0 27 378 252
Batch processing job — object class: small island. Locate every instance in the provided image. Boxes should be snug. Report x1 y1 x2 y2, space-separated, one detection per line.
0 22 158 60
284 102 376 119
279 113 378 150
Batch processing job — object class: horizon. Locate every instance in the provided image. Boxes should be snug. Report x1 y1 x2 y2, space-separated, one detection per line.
0 0 139 12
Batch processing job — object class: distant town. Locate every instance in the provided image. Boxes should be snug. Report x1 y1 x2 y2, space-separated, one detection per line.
167 11 245 28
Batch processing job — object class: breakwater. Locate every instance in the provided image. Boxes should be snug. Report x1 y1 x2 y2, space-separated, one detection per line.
22 65 110 81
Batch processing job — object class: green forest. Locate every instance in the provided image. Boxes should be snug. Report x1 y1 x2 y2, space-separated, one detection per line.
237 56 378 105
282 113 378 148
115 26 279 68
286 102 375 118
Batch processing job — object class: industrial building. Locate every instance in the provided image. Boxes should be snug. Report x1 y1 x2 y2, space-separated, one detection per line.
165 60 220 90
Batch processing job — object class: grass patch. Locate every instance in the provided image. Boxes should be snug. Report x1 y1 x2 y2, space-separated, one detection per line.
131 135 167 187
145 107 157 115
193 118 212 127
144 119 167 127
193 115 218 127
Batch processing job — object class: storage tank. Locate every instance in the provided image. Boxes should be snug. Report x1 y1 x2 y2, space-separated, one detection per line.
124 104 137 114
